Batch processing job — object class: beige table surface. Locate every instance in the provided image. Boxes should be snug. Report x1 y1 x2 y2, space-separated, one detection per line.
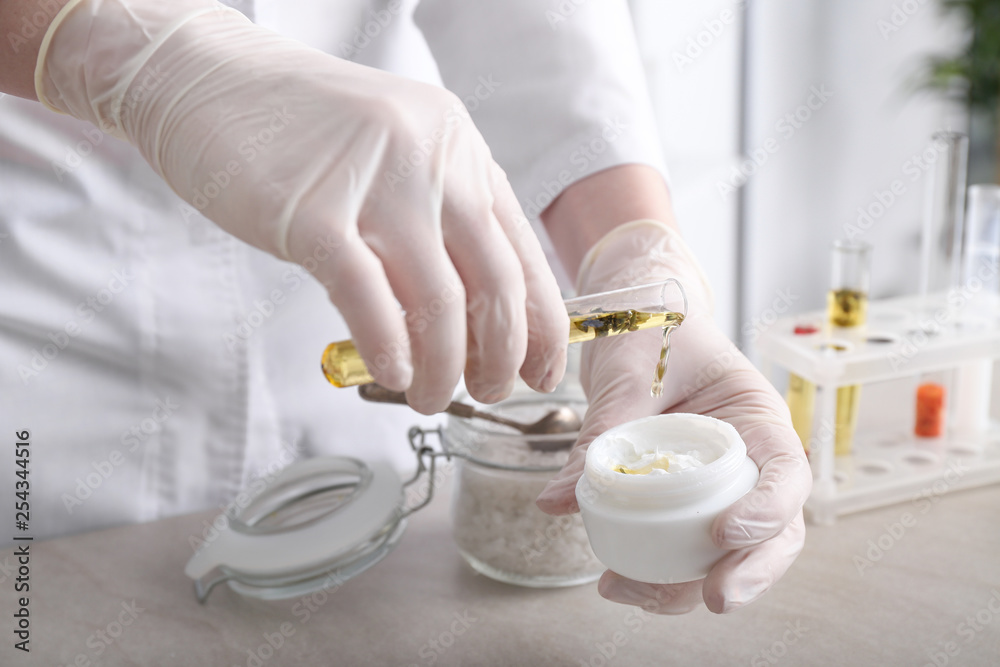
2 477 999 667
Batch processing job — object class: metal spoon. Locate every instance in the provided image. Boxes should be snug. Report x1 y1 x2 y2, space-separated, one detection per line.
357 384 580 451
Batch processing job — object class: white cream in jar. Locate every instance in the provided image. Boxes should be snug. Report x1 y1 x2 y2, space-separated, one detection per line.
576 413 759 584
597 433 713 475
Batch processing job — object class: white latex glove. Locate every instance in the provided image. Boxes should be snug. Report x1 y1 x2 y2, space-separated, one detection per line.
536 220 811 614
35 0 567 413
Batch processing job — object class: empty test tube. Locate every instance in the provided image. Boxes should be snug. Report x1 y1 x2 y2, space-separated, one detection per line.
919 131 969 295
951 185 1000 439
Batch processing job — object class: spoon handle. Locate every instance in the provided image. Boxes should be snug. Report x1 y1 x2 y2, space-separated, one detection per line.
358 384 510 424
467 409 529 433
357 384 569 450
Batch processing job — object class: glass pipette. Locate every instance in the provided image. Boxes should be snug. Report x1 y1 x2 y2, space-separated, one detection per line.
321 279 688 388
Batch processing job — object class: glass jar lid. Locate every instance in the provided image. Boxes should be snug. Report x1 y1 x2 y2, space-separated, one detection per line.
185 457 412 602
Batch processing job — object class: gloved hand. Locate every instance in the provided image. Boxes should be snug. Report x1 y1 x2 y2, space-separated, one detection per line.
35 0 567 413
536 220 811 614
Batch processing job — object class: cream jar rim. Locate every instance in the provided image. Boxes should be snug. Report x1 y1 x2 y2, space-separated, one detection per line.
583 413 747 498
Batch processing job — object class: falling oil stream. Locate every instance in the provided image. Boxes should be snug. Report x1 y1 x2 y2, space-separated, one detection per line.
650 322 679 399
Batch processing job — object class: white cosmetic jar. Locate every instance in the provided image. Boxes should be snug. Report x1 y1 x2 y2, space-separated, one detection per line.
575 413 759 584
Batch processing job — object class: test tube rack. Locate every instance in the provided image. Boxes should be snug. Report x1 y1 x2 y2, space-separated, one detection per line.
756 291 1000 524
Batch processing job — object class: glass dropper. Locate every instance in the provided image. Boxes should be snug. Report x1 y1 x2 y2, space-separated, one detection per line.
321 279 688 388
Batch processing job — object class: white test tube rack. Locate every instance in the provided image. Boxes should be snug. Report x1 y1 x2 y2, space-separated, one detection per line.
756 291 1000 524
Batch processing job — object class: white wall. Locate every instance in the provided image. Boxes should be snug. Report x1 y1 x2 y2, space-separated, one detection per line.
631 0 967 348
742 0 966 353
630 0 743 339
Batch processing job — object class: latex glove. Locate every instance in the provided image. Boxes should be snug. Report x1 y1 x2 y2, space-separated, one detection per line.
35 0 567 413
536 220 811 614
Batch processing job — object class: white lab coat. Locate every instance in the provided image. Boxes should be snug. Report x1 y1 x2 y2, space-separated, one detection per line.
0 0 666 543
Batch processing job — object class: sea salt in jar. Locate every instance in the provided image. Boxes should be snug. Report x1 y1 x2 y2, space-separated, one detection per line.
576 414 759 584
438 383 605 588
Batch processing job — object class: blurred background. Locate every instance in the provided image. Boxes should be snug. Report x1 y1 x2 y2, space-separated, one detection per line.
261 0 990 348
632 0 982 348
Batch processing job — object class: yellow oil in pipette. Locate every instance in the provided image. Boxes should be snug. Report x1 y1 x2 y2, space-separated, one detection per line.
321 309 685 389
568 310 683 343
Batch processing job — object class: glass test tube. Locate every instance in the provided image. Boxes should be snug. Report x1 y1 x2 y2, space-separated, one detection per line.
321 279 688 388
962 185 1000 295
952 185 1000 438
786 241 871 455
829 240 871 456
920 131 969 296
787 332 817 452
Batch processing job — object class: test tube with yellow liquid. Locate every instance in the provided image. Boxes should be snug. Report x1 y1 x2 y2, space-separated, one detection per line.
788 241 871 455
321 279 687 390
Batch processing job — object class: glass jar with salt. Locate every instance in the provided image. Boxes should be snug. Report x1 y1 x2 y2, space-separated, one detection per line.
420 380 605 588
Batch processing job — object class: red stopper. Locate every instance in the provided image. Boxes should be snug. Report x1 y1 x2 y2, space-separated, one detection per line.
914 383 946 438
